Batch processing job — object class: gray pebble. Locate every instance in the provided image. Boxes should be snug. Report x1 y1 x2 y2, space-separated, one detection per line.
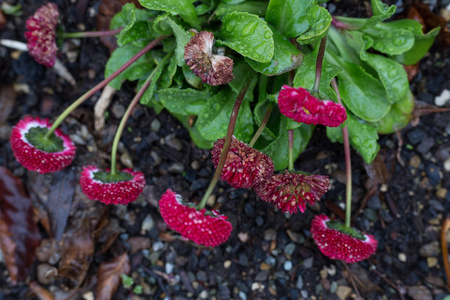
264 229 277 241
301 290 308 298
296 276 303 289
284 243 296 256
417 137 435 154
330 281 338 293
152 241 164 252
255 270 269 281
426 164 441 186
165 134 183 151
111 102 125 119
302 257 313 268
168 162 184 174
238 291 247 300
165 262 174 274
265 255 276 267
151 119 161 132
367 196 382 209
284 261 292 271
363 208 378 222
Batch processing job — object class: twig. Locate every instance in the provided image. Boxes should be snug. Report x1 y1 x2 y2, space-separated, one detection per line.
441 218 450 287
342 263 362 299
371 267 406 300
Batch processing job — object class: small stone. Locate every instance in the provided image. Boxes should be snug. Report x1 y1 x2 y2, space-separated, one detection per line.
251 282 264 291
367 196 382 209
150 119 161 132
301 290 308 298
141 215 155 232
260 262 271 270
207 194 216 207
224 260 232 268
283 261 292 271
37 263 58 285
199 290 209 299
82 292 94 300
239 291 247 300
150 151 162 166
425 274 445 287
255 270 269 281
287 230 305 244
152 241 164 252
191 160 200 170
407 128 427 145
398 253 407 262
320 268 328 279
363 208 378 222
435 145 449 161
120 152 133 168
427 257 438 268
407 285 432 300
419 241 440 257
426 164 441 186
165 134 183 151
168 162 184 174
302 257 314 268
417 137 435 154
434 89 450 106
330 281 338 293
265 255 276 267
409 155 421 168
336 286 352 300
111 102 125 119
284 243 296 255
326 264 336 276
296 276 303 289
264 229 277 241
238 232 248 243
437 188 448 199
165 262 174 274
445 158 450 172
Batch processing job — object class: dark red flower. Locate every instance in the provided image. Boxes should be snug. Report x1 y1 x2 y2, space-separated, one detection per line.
25 3 59 67
159 189 232 247
255 171 329 214
211 137 274 189
10 116 76 174
278 85 347 127
184 31 234 86
80 166 145 205
310 214 377 263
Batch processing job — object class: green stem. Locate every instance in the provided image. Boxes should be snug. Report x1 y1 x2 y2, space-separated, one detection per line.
332 78 351 227
249 102 273 147
60 27 123 38
44 35 167 139
110 52 173 175
198 76 254 209
313 36 327 93
288 129 294 171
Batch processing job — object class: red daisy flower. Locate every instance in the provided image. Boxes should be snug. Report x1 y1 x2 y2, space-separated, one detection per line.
310 214 378 263
25 3 59 67
80 166 145 205
211 137 274 189
278 85 347 127
255 171 329 214
184 31 234 86
159 189 232 247
10 116 76 174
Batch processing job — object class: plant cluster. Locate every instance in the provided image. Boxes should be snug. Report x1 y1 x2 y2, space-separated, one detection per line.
9 0 438 264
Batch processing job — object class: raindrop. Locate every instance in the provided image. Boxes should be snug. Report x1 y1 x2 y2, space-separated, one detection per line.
393 37 406 46
242 22 258 37
264 30 272 39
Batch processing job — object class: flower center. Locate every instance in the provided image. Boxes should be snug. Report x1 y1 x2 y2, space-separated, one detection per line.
326 220 366 240
92 170 134 183
25 127 64 153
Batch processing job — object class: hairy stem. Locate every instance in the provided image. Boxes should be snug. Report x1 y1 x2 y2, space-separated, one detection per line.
45 35 167 139
198 77 254 209
313 36 327 93
288 129 294 171
60 27 123 38
332 78 351 227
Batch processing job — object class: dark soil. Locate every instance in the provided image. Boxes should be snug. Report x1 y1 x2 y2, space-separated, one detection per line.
1 1 450 300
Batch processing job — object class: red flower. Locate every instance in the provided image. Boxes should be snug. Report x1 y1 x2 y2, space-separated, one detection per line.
184 31 234 86
25 3 59 67
80 166 145 205
255 171 329 214
159 189 232 247
211 137 274 189
278 85 347 127
10 116 76 174
310 214 377 263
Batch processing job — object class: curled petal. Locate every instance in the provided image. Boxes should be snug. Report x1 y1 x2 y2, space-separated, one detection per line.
310 214 377 263
80 166 145 205
159 189 232 247
211 137 274 189
278 85 347 127
255 171 329 214
10 116 76 174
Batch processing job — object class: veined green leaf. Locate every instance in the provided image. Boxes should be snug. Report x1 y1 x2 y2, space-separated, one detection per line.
158 88 210 115
138 0 200 28
296 5 331 44
334 0 396 29
215 1 268 18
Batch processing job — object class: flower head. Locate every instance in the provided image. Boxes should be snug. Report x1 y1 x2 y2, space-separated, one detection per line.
278 85 347 127
211 137 274 189
310 214 377 263
80 166 145 205
159 189 232 247
255 171 329 214
184 31 234 86
10 116 76 174
25 3 59 67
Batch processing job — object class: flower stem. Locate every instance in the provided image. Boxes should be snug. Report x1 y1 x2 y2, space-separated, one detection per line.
332 78 351 227
110 52 173 175
198 76 254 209
60 27 123 38
313 36 327 93
288 129 294 171
44 35 167 139
249 102 273 147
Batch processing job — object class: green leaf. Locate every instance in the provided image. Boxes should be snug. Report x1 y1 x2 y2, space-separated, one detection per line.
246 25 303 76
219 12 274 63
159 55 178 89
228 60 257 96
384 19 440 65
266 0 314 38
138 0 200 28
370 89 414 134
196 88 254 142
327 113 380 164
182 64 203 88
326 50 391 122
215 1 268 18
105 45 153 89
296 5 331 44
158 88 210 115
334 0 396 29
362 26 415 56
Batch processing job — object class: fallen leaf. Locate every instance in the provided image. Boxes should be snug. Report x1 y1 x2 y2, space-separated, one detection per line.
0 166 41 284
407 6 426 30
403 63 419 82
46 168 76 242
364 152 389 184
29 281 55 300
0 84 16 125
411 3 450 49
94 218 121 254
346 263 383 293
58 220 95 289
128 236 151 254
95 253 131 300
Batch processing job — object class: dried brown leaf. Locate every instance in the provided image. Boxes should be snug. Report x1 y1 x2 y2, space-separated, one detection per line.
364 152 389 184
0 166 41 284
0 219 17 283
94 218 121 254
0 84 16 125
128 236 151 255
344 263 383 293
58 221 95 289
403 63 419 82
411 3 450 49
95 253 131 300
